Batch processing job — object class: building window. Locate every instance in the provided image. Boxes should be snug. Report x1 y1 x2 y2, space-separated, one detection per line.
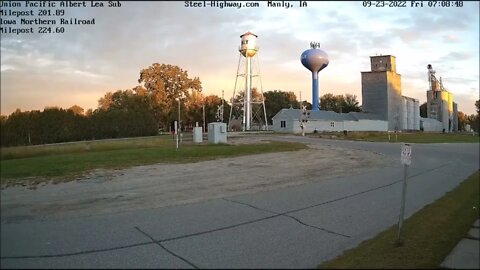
330 121 335 127
281 121 286 128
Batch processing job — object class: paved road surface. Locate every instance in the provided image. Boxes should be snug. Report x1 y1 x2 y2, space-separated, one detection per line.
1 136 478 268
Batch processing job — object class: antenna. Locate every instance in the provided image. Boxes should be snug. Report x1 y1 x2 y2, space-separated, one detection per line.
310 41 320 49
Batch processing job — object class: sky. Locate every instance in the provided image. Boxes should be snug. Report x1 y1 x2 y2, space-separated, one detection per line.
1 1 479 116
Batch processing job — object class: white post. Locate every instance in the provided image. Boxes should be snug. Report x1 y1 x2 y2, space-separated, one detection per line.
245 56 251 131
175 120 178 150
177 98 181 148
221 90 224 122
397 143 411 244
396 164 408 244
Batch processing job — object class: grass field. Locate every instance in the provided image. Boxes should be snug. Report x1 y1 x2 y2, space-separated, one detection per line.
1 135 174 160
0 135 307 185
311 131 479 143
318 171 480 269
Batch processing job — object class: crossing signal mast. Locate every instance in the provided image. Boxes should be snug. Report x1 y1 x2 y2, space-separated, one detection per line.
299 105 310 136
216 90 225 122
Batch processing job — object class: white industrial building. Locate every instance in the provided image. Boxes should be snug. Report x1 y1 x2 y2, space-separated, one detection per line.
272 109 387 133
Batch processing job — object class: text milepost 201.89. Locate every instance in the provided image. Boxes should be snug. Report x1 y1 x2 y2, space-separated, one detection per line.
362 1 463 8
0 1 122 35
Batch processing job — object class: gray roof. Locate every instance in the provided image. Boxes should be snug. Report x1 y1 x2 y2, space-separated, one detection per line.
309 110 356 121
272 109 384 122
349 112 384 120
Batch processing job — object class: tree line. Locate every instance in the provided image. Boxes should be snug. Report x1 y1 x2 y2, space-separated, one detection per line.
0 62 362 147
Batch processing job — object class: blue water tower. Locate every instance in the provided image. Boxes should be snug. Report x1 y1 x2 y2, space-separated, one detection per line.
301 42 329 111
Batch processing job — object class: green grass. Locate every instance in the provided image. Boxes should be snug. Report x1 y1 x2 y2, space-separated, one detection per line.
0 136 307 185
1 135 174 160
311 131 479 143
318 171 480 269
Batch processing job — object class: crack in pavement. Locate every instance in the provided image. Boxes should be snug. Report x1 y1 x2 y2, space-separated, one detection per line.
1 162 451 260
134 226 198 269
282 162 451 216
222 198 351 238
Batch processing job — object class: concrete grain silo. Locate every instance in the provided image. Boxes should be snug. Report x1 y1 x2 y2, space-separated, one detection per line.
426 64 457 132
407 98 414 130
361 55 402 131
414 99 420 130
401 97 408 130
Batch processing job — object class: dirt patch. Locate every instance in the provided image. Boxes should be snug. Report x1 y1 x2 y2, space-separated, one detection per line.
0 139 394 222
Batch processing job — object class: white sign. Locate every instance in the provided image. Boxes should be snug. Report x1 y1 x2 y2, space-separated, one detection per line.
401 144 412 165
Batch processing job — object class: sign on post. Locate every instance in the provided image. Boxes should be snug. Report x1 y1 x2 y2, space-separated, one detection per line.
401 144 412 166
397 143 412 244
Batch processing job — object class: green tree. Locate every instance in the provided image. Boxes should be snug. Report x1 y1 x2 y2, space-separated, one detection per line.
420 102 427 118
320 93 361 113
457 111 467 131
263 90 298 124
183 90 205 130
202 94 230 124
137 63 202 130
95 89 157 137
467 99 480 133
320 93 338 111
343 94 361 113
466 114 479 132
68 105 85 115
1 109 33 146
0 115 7 146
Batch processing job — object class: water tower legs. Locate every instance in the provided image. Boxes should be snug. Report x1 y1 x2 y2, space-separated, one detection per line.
245 56 252 131
229 51 268 132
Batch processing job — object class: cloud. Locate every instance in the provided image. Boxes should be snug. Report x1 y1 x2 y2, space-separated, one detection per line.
443 35 459 43
437 52 474 62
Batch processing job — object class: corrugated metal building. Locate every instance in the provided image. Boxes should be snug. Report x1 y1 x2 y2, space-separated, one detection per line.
272 109 387 133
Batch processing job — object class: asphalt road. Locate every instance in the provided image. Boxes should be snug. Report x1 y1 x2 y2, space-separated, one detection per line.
1 136 479 269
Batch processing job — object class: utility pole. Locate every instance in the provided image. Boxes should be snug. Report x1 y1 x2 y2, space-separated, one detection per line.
202 102 206 132
299 91 302 108
176 97 181 149
221 90 224 122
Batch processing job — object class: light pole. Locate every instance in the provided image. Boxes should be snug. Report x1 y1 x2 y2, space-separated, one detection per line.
202 102 206 133
221 90 224 122
176 97 181 149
